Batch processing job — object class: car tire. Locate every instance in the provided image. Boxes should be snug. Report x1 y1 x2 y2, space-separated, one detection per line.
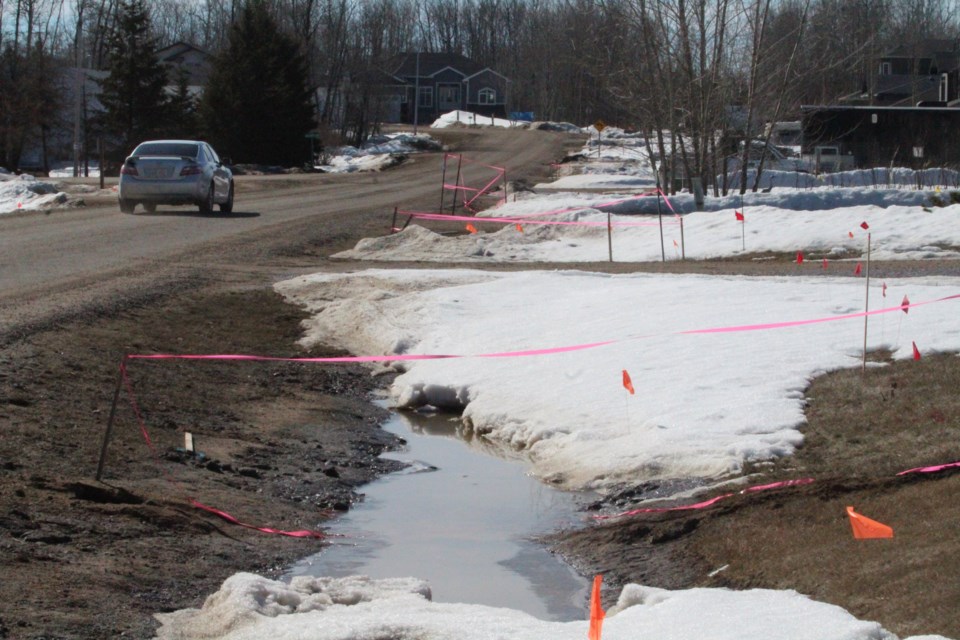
119 199 136 214
199 183 214 214
220 182 234 214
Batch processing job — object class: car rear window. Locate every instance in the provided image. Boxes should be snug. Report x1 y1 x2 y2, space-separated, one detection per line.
134 143 199 157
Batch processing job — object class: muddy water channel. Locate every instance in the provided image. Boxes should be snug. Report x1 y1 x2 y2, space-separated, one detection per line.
287 405 592 621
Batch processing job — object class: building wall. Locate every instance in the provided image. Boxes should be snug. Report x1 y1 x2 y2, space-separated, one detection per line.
802 107 960 167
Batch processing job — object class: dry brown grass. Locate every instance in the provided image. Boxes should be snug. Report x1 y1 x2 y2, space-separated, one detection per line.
554 352 960 638
691 353 960 637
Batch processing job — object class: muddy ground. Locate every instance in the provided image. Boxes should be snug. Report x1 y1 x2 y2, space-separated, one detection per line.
0 286 408 638
2 139 959 636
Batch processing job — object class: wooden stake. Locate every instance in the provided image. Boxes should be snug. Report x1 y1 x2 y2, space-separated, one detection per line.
607 212 613 262
680 215 686 259
862 232 872 374
451 154 463 215
657 191 665 262
740 194 745 252
439 154 448 212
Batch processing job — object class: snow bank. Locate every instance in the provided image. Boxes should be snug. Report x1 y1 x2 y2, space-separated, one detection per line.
0 173 69 214
155 572 944 640
336 199 960 263
723 167 960 190
316 133 443 173
276 269 960 492
432 110 529 129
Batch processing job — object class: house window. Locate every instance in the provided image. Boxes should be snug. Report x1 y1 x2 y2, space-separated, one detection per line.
879 61 892 75
418 86 433 108
478 87 496 104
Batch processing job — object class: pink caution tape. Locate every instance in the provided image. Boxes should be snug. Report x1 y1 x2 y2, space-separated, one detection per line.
118 358 325 539
441 153 506 212
679 293 960 336
190 500 324 538
119 290 960 533
401 210 672 228
741 478 816 493
410 191 678 228
127 292 960 366
593 478 815 520
897 460 960 476
596 459 960 522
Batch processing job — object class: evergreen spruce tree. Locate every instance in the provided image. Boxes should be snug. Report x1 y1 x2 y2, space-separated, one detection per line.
98 0 170 155
200 0 315 166
166 67 201 140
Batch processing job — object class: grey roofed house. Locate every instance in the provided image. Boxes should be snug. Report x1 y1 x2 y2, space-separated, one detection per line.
156 41 213 98
15 66 108 174
19 43 212 174
842 38 960 106
382 52 510 124
803 38 960 170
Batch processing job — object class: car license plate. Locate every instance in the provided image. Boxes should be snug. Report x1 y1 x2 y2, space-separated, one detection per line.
145 166 173 179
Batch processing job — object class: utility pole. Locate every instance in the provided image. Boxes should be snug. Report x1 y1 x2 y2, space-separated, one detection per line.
72 3 84 178
413 51 420 135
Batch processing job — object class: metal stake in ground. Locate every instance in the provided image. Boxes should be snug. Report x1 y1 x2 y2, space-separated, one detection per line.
95 358 127 481
439 154 449 212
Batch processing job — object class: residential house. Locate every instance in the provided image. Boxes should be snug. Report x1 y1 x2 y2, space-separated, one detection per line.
156 41 213 99
19 43 212 174
842 38 960 106
16 66 107 174
384 52 510 124
801 105 960 170
801 38 960 170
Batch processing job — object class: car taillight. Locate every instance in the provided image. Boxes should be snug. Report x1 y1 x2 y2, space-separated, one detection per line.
120 164 138 176
180 165 202 176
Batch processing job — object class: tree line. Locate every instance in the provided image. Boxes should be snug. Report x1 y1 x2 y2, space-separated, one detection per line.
3 0 960 188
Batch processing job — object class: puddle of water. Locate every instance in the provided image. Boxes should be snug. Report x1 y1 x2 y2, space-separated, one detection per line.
287 408 591 621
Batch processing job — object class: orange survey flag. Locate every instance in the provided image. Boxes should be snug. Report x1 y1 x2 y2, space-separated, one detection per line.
854 262 862 275
901 294 910 313
589 575 605 640
515 223 524 233
912 341 922 360
735 210 744 221
796 251 804 265
847 506 893 539
622 370 635 395
465 223 478 234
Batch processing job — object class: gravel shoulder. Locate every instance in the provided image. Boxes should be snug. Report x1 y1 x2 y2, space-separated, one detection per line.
1 129 958 638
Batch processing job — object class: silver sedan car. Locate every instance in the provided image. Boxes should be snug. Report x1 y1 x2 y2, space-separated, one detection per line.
118 140 234 214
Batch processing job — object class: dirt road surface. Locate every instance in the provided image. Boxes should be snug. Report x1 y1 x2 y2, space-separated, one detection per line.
2 126 958 639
